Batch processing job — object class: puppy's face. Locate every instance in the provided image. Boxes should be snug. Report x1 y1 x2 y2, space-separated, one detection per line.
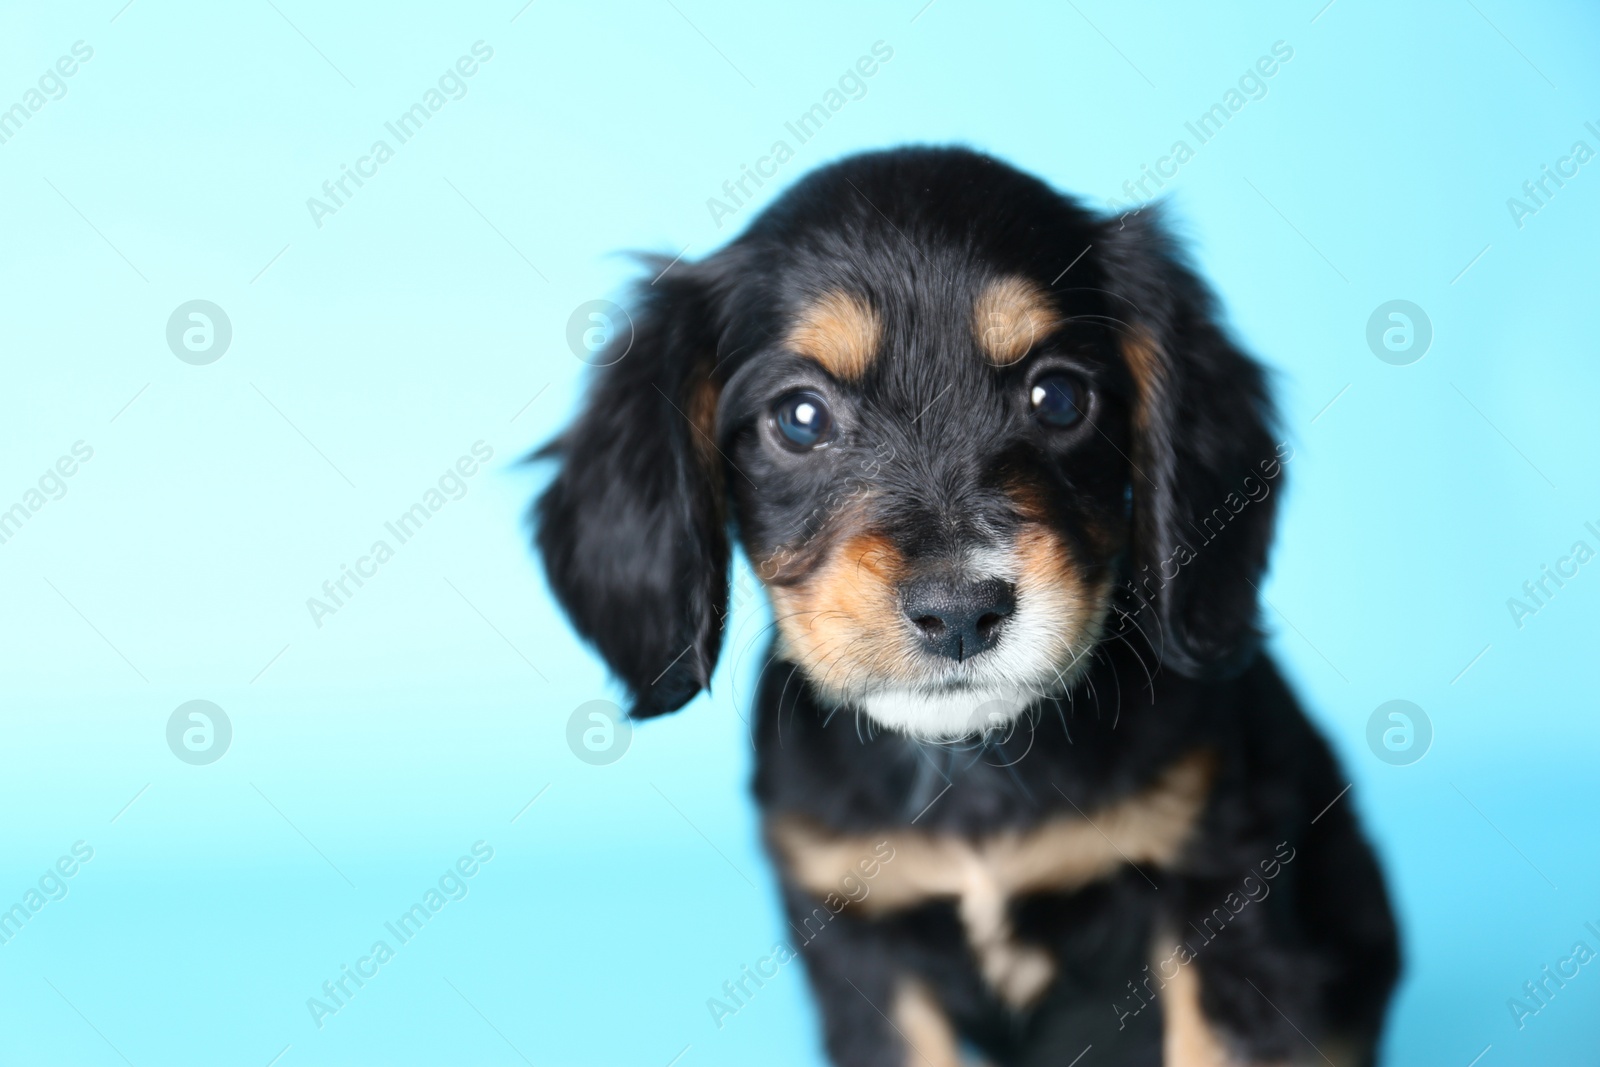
536 148 1278 737
719 265 1136 738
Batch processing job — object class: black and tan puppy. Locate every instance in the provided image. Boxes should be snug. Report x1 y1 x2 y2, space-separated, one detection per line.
534 147 1398 1066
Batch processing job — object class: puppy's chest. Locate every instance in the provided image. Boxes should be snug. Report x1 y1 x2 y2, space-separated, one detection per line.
766 749 1214 1008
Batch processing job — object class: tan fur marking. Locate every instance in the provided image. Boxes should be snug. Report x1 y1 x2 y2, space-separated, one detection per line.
771 750 1213 906
686 377 722 475
1007 471 1128 562
954 853 1058 1007
1012 525 1115 670
1122 326 1165 431
893 981 964 1067
973 276 1060 365
770 751 1215 1008
1159 951 1348 1066
787 290 880 380
1163 963 1236 1067
1001 476 1052 525
766 530 907 686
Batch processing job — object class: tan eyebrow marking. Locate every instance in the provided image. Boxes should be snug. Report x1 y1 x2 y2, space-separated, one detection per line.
785 290 881 380
973 276 1060 365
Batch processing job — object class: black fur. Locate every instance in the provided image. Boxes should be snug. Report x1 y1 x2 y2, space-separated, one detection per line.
535 269 730 716
532 146 1399 1065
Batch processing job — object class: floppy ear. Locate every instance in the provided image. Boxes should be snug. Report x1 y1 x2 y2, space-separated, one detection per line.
1100 208 1283 678
533 263 730 717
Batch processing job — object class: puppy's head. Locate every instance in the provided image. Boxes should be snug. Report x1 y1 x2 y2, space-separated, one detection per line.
535 147 1279 738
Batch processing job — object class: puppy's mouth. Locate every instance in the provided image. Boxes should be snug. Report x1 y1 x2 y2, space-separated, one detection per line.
763 526 1110 740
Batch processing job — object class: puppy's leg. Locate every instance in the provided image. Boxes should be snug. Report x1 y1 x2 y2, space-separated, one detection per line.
1159 872 1320 1067
892 980 965 1067
1162 954 1368 1067
1285 791 1400 1066
1160 961 1231 1066
781 889 961 1067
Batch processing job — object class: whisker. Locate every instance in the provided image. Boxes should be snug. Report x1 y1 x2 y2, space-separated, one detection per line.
778 623 855 743
1107 627 1158 699
728 605 823 709
736 608 829 747
1105 645 1123 729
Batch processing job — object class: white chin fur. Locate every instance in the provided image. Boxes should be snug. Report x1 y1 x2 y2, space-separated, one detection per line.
858 685 1041 741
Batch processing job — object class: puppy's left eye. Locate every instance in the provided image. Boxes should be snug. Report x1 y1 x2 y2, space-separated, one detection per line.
1030 373 1086 428
772 391 833 450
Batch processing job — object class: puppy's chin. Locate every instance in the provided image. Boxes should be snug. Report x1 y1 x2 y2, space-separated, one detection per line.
800 610 1109 741
857 685 1040 740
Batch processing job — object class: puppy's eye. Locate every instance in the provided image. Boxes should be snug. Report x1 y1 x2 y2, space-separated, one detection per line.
772 391 833 450
1030 373 1086 428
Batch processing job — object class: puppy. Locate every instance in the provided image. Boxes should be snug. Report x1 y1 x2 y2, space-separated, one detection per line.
534 147 1399 1066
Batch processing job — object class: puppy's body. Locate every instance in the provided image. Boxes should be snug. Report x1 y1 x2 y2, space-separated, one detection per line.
535 147 1399 1065
756 645 1393 1065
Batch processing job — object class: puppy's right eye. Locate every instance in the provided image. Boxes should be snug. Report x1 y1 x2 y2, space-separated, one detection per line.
772 391 833 451
1030 373 1086 429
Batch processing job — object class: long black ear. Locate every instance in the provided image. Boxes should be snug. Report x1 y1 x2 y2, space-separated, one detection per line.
533 263 730 717
1100 207 1283 678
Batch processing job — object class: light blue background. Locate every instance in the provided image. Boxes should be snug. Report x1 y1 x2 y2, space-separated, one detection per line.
2 1 1597 1064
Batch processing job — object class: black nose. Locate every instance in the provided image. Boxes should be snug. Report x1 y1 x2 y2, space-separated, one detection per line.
901 577 1016 662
